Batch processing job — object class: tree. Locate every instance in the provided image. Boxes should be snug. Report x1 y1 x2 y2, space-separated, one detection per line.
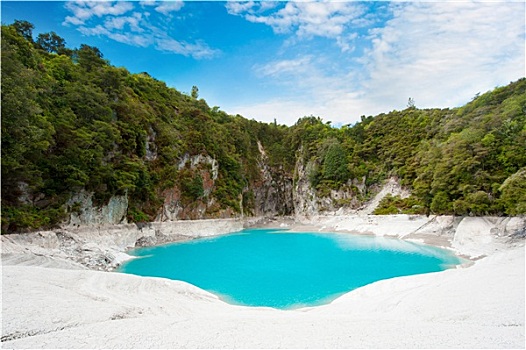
499 168 526 215
1 24 54 205
13 20 34 42
36 32 66 53
2 20 525 232
76 44 106 72
322 140 350 184
430 191 451 214
191 85 199 99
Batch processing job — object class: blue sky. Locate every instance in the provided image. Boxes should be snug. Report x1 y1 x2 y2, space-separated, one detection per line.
2 1 525 125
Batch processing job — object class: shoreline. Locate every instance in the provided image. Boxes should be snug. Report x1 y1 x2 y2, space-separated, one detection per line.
2 215 525 348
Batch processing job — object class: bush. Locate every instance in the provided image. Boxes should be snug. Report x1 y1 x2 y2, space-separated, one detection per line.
178 169 204 202
1 204 66 234
127 206 150 223
499 168 526 215
430 191 452 214
373 194 426 215
465 191 491 215
374 205 399 215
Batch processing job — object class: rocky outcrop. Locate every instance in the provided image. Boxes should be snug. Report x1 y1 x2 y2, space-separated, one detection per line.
359 177 411 214
157 154 220 221
145 126 158 161
67 190 128 226
293 155 372 217
295 214 526 258
293 155 319 217
252 141 294 217
1 219 245 271
177 154 219 181
451 216 526 257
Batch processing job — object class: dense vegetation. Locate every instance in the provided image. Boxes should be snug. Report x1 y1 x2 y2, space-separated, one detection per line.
2 21 525 233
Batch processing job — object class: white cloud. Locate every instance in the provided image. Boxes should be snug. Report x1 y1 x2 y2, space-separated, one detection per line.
104 12 144 32
156 37 219 59
228 1 525 125
153 1 184 15
140 1 184 15
63 15 85 26
227 1 368 49
64 1 134 25
230 55 372 125
227 89 376 126
139 1 156 6
225 1 278 16
63 1 216 59
361 1 525 109
78 24 150 47
254 56 313 78
225 1 257 16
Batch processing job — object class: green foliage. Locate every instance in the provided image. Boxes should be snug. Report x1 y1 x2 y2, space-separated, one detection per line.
127 206 150 223
430 192 452 214
373 194 426 215
321 139 350 185
499 168 526 215
1 204 66 234
36 31 66 54
1 21 525 232
464 191 492 216
178 169 204 202
191 85 199 99
12 20 34 42
76 44 106 72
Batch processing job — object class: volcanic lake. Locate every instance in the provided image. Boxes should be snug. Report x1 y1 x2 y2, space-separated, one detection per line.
118 228 463 309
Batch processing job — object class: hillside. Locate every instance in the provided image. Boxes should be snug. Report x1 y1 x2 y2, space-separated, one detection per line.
2 21 525 233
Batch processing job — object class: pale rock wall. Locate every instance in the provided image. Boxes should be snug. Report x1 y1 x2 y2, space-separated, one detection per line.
253 141 294 216
67 190 128 226
295 214 525 258
63 148 406 225
293 155 319 217
293 156 373 217
177 153 219 181
451 216 526 257
64 153 234 226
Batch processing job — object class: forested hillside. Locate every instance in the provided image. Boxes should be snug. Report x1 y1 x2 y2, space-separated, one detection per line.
2 21 525 233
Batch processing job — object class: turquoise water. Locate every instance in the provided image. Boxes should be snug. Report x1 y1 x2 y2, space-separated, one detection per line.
118 229 462 309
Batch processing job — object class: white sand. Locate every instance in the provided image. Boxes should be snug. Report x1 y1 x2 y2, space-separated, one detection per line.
2 216 525 348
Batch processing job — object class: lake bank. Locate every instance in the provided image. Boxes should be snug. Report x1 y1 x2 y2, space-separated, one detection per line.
2 215 525 348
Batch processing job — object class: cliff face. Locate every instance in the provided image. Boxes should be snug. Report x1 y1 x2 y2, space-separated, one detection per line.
292 154 377 217
252 141 294 217
66 145 296 226
65 148 403 226
156 154 222 221
67 190 128 226
292 154 319 217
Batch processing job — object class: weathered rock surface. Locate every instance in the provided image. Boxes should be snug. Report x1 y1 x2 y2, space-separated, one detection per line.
253 141 294 216
1 219 244 271
1 216 524 349
157 154 221 221
294 214 525 258
67 190 128 226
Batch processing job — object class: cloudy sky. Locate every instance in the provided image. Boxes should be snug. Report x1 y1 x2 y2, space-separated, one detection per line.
2 1 525 125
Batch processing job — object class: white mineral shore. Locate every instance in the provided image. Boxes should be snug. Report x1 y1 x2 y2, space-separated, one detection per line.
1 215 525 349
